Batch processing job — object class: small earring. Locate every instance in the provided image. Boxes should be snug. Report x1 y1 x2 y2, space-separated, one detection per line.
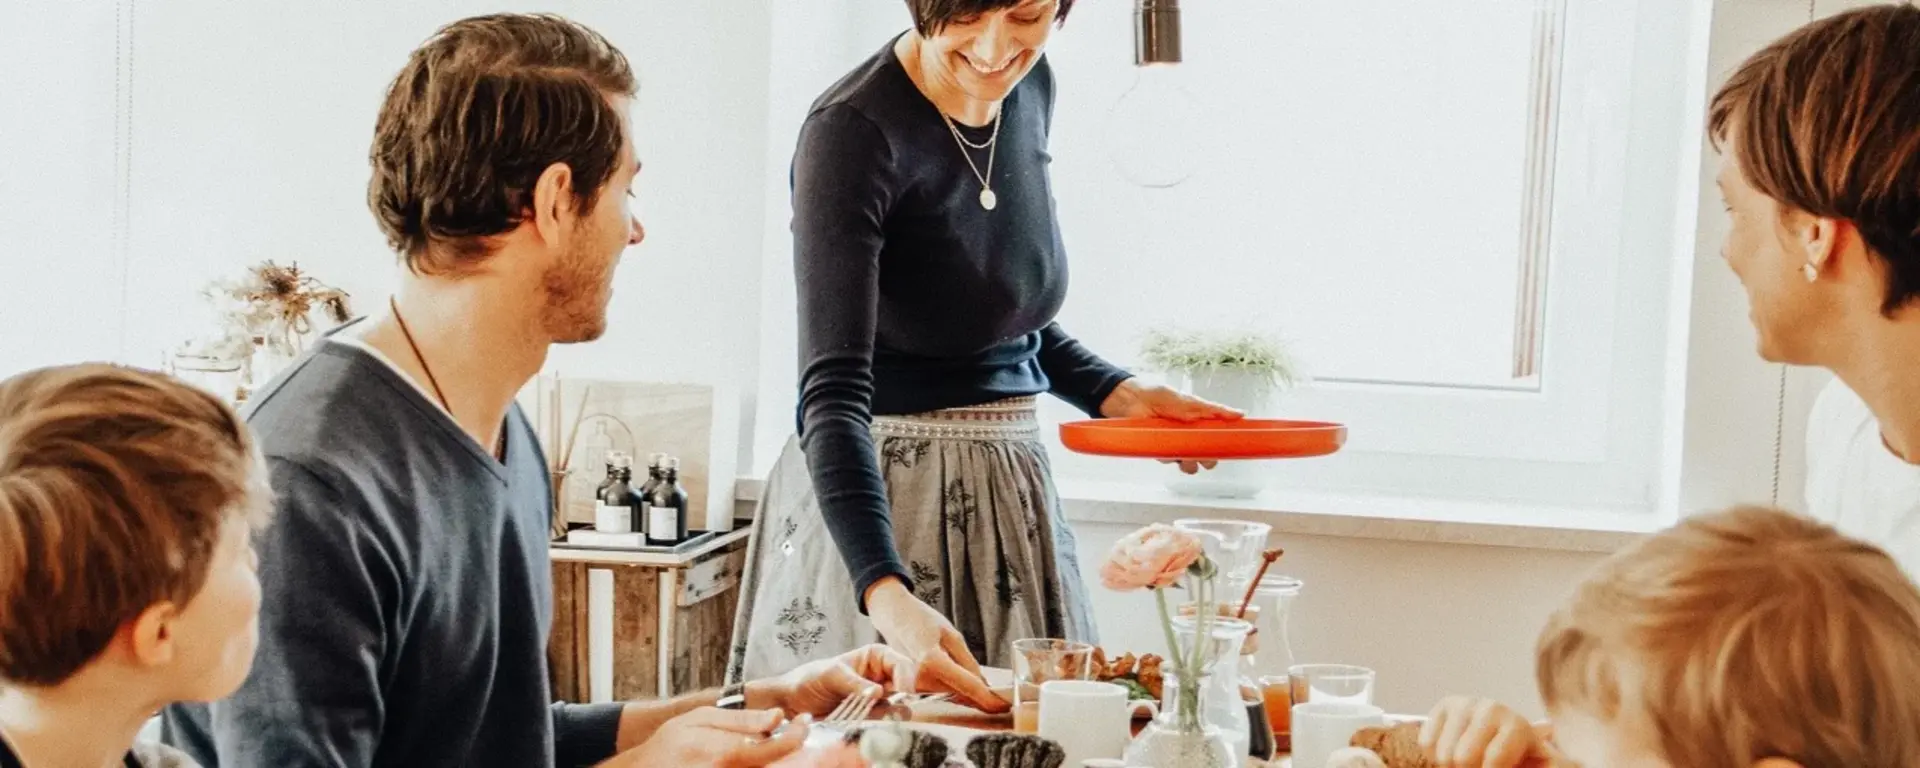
1802 263 1819 282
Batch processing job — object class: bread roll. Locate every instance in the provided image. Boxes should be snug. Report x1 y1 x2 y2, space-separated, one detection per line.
1349 722 1435 768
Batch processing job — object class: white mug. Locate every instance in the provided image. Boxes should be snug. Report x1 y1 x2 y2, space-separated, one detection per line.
1038 680 1157 767
1291 701 1386 768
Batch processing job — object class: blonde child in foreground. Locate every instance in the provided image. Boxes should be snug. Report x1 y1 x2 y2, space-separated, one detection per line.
1417 505 1920 768
0 365 270 767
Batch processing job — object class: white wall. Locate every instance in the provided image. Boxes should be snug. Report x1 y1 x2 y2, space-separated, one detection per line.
0 2 125 369
4 0 775 390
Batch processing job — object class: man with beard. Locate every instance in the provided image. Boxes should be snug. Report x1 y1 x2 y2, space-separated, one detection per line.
162 13 904 768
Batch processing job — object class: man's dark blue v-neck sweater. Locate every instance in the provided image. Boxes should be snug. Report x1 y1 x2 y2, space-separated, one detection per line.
162 340 624 767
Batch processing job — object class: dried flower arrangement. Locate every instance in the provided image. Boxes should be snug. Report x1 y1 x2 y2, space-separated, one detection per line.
187 261 352 362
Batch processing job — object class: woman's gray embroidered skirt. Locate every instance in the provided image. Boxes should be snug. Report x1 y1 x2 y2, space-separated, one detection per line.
727 397 1097 683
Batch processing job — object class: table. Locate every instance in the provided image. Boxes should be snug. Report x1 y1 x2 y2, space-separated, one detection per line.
545 527 750 702
904 670 1293 767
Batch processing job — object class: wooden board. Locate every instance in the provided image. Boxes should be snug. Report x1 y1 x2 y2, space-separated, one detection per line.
670 573 743 694
610 565 662 701
547 562 592 702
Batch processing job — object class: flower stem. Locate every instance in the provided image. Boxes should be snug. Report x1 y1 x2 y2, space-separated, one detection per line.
1196 570 1212 677
1155 588 1185 673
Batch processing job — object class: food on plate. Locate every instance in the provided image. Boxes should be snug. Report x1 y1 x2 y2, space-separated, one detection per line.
1134 654 1164 701
1113 677 1154 702
964 732 1067 768
1350 722 1436 768
1325 746 1390 768
769 724 960 768
1089 647 1165 702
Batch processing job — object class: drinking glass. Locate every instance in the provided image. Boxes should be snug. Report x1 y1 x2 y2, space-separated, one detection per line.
1288 664 1376 706
1011 639 1093 733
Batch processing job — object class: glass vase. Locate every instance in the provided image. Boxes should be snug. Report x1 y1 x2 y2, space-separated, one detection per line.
1130 611 1253 765
1125 668 1238 768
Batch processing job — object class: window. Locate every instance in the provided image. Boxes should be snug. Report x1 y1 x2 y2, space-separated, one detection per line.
759 0 1700 511
1027 0 1697 509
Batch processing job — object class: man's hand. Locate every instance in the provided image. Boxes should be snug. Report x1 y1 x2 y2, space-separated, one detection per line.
753 644 915 717
597 708 808 768
1420 697 1559 768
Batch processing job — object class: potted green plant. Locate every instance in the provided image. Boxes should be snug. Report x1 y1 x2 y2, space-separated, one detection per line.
1139 328 1305 499
1140 327 1302 415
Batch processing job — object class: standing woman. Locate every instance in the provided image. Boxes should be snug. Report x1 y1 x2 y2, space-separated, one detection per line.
729 0 1233 706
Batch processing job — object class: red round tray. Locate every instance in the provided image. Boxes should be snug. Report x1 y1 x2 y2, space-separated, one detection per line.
1059 418 1347 461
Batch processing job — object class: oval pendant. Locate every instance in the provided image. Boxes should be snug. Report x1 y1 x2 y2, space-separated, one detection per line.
979 188 998 211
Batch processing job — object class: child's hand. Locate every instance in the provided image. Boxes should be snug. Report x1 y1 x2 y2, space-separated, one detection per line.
1419 697 1557 768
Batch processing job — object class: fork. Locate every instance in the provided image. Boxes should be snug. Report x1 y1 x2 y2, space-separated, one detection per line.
771 689 940 744
822 689 881 726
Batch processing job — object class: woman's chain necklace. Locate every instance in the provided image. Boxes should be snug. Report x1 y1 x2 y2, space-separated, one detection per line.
942 108 1002 211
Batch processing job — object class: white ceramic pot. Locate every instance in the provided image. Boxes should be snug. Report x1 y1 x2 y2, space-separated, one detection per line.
1187 368 1276 417
1166 368 1276 499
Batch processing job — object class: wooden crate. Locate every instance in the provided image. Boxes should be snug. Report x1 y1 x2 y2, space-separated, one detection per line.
547 529 749 702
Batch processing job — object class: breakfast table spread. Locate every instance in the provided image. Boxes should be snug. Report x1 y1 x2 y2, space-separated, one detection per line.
896 668 1301 767
866 670 1425 768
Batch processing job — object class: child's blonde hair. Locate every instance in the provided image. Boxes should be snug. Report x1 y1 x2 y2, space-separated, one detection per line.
1536 506 1920 767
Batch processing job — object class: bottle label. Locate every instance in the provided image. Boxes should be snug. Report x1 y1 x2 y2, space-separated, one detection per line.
595 502 632 534
650 505 677 542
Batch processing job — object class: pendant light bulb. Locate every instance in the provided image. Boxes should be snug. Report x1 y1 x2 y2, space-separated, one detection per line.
1107 0 1203 189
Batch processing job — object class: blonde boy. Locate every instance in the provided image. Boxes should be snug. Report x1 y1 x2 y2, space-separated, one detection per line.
0 365 269 767
1424 506 1920 767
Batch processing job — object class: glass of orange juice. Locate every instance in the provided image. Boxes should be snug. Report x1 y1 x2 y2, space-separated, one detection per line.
1011 639 1093 733
1259 675 1292 752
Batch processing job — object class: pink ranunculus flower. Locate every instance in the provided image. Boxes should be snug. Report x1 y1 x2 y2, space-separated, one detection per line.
1101 523 1205 591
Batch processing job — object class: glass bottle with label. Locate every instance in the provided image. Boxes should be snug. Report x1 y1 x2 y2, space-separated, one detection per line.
594 450 627 504
646 456 689 545
639 453 667 499
594 452 643 535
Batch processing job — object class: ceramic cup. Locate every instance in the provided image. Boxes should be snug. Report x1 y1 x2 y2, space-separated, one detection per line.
1290 701 1386 768
1038 680 1157 767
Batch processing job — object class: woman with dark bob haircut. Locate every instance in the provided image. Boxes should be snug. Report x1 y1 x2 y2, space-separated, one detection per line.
729 0 1235 708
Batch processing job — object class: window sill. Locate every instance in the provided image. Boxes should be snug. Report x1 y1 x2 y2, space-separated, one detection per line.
732 478 1660 554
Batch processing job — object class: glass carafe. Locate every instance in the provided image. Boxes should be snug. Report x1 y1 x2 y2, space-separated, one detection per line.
1244 575 1302 755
